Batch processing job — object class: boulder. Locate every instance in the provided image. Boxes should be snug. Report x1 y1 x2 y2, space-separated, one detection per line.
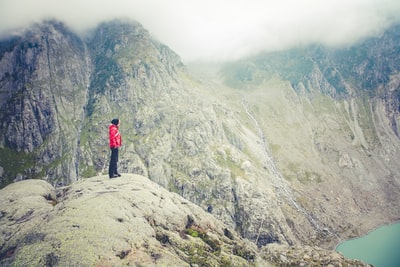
0 175 270 266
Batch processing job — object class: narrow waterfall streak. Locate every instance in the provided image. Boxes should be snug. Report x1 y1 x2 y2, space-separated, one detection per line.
241 99 321 231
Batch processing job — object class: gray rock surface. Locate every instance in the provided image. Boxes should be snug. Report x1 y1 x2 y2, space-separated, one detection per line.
0 176 373 266
262 243 373 267
0 175 269 266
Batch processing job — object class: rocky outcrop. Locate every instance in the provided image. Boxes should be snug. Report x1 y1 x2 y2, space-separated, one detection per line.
0 177 371 266
0 176 268 266
262 244 372 267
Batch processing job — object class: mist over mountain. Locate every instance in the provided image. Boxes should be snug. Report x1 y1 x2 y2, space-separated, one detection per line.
0 18 399 265
1 0 400 62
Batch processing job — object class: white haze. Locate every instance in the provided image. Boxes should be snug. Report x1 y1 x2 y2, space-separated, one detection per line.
1 0 400 62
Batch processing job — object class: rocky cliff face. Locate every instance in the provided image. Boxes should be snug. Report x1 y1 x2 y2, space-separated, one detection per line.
0 20 91 185
0 19 399 254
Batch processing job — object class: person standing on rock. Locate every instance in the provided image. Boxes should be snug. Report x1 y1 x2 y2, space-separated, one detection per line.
108 118 122 178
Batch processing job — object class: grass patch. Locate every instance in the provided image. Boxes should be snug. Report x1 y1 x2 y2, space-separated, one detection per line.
0 147 36 188
184 225 222 255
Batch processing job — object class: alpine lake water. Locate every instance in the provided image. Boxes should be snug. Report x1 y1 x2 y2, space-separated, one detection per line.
335 222 400 267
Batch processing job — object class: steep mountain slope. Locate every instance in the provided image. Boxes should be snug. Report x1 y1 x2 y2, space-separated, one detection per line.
0 19 399 252
216 26 400 245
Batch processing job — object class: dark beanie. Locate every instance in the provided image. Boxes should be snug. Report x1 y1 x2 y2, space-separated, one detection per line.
111 118 119 125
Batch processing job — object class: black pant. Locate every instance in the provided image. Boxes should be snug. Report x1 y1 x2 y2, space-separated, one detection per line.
109 148 119 177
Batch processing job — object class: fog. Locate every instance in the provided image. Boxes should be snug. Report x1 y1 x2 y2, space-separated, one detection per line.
1 0 400 62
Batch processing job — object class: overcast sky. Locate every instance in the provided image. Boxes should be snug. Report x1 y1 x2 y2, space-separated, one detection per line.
1 0 400 62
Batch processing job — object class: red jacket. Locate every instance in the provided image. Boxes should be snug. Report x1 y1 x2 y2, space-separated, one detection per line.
109 124 122 148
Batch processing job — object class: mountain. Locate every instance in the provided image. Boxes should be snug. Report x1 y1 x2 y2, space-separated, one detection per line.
0 176 372 266
0 18 399 254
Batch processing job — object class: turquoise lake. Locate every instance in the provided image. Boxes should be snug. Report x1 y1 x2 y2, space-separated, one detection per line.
336 222 400 267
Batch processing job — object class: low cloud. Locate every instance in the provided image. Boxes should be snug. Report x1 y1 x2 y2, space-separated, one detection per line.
1 0 399 62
